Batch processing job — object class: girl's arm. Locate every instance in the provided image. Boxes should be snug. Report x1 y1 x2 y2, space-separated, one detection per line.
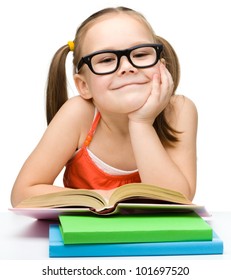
11 97 93 207
128 64 197 200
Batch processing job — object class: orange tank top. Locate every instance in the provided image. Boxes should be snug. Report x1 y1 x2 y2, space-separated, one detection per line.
63 112 141 190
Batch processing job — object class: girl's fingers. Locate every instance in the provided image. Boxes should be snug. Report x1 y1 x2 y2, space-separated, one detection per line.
152 72 161 95
160 62 174 94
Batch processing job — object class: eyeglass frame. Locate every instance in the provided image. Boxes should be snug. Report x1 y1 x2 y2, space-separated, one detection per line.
76 43 163 75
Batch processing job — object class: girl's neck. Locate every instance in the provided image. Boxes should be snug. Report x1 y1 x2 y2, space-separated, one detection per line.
98 110 130 136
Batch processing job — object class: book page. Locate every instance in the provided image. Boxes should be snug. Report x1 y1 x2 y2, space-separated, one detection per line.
108 183 192 207
93 189 117 204
15 188 107 209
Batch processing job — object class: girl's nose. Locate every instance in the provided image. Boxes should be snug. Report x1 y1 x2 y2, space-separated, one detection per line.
117 56 138 75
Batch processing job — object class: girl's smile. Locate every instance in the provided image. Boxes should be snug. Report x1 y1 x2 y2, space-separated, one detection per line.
110 76 150 90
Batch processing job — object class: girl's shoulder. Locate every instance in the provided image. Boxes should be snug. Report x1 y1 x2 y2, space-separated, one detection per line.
168 94 197 115
165 94 198 129
169 94 197 112
60 95 95 116
48 96 96 148
53 96 95 126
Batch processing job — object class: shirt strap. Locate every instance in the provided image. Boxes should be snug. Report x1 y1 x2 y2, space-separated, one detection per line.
83 111 101 147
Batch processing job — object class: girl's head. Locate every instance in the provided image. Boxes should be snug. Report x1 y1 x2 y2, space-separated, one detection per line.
46 6 180 144
72 7 156 69
72 7 179 90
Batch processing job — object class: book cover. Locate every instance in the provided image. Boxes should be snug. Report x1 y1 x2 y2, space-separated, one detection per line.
59 212 213 244
49 224 223 257
9 203 210 220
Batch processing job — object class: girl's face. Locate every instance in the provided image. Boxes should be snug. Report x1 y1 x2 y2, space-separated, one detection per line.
75 14 161 115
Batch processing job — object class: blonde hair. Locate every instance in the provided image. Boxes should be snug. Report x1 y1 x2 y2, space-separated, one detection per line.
46 6 180 144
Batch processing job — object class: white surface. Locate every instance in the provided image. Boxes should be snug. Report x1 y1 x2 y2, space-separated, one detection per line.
1 0 231 211
0 211 230 260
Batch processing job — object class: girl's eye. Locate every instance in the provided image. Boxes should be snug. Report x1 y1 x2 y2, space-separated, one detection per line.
99 57 116 64
133 52 149 58
93 53 117 65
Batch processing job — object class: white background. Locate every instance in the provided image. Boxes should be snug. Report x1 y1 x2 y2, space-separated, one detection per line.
1 0 231 211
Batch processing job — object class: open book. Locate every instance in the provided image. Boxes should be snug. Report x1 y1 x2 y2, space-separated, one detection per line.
15 183 193 214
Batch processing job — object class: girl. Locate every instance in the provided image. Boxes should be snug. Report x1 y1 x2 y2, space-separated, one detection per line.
11 7 197 207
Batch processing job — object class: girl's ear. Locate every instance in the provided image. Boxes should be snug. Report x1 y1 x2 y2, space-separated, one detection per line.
74 74 93 99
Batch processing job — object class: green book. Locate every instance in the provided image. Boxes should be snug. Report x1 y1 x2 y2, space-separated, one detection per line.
59 212 213 244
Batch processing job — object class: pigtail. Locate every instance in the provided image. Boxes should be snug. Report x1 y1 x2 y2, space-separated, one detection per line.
153 36 181 145
46 45 70 125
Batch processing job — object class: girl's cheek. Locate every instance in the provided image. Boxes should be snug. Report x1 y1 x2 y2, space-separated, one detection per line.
147 64 161 80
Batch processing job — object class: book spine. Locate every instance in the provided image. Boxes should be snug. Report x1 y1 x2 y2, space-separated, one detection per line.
63 228 212 244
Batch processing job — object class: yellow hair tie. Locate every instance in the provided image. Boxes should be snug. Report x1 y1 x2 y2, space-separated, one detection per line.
68 41 75 51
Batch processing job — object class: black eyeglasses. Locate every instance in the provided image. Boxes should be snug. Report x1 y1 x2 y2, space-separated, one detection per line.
77 43 163 75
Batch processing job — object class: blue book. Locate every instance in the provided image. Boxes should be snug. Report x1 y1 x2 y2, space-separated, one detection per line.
49 224 223 257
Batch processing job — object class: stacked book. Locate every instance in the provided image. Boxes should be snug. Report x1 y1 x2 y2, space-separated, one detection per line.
10 182 223 257
49 212 223 257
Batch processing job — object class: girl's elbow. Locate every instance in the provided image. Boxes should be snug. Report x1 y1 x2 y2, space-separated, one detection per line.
10 183 28 207
10 190 19 207
186 183 196 201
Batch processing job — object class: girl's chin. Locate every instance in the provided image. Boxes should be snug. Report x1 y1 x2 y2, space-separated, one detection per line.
96 87 151 114
114 96 148 114
119 90 149 109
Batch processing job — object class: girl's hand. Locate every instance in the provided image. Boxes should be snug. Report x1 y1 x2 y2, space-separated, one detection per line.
128 61 174 124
